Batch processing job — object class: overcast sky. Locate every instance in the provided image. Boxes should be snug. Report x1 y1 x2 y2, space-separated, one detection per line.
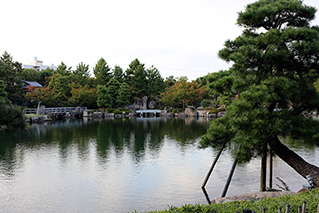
1 0 319 80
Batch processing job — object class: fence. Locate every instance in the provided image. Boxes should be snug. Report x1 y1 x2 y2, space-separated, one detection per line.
238 201 318 213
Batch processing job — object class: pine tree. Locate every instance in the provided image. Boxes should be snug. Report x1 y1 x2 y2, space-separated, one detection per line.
200 0 319 187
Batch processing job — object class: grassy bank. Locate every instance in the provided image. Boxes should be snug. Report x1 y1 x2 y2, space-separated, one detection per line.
139 189 319 213
25 114 41 118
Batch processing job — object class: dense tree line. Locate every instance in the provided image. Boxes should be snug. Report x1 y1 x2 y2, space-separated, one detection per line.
0 51 210 111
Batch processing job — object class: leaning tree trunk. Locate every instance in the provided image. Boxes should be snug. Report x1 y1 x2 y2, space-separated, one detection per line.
270 136 319 186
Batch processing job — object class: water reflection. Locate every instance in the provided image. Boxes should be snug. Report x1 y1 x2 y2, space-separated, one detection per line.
0 117 318 212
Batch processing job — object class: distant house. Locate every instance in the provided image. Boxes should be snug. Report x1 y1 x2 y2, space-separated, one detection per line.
22 56 57 71
22 81 43 94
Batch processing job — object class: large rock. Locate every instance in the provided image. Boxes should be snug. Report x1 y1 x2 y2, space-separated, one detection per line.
185 108 197 117
93 112 103 118
143 96 148 110
83 110 92 117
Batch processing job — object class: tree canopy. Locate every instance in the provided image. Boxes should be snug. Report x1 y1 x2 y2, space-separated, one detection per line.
200 0 319 187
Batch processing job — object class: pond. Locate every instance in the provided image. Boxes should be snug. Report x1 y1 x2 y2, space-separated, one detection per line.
0 117 318 212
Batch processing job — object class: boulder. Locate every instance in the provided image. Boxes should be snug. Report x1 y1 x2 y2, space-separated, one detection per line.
83 110 92 117
93 112 104 118
185 108 198 117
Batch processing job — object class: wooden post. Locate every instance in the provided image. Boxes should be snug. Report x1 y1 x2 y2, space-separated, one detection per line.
302 201 307 213
317 202 319 213
269 149 273 189
262 207 266 213
260 142 267 191
285 204 291 213
278 207 282 213
298 205 301 213
221 145 241 197
201 140 227 188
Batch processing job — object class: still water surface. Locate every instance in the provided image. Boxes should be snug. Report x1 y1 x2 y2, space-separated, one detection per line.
0 117 318 212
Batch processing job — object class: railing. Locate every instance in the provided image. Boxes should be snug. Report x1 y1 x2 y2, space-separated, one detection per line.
24 107 87 114
237 201 316 213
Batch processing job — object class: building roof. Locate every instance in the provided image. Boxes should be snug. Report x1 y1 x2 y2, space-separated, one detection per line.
22 81 43 89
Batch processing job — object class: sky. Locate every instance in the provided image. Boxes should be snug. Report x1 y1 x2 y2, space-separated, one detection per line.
1 0 319 81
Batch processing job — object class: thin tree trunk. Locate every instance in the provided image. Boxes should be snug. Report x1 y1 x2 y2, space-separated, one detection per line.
260 142 267 191
270 136 319 186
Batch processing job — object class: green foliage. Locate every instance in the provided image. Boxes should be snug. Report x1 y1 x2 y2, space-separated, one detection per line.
69 85 97 108
113 65 124 83
0 80 10 104
201 0 319 166
142 189 319 213
146 65 165 98
0 99 26 132
0 51 24 105
94 58 112 86
117 82 131 106
97 85 112 108
72 62 90 86
56 62 72 76
106 78 120 106
207 70 235 106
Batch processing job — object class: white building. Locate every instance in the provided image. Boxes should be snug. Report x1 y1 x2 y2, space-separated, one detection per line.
23 56 57 71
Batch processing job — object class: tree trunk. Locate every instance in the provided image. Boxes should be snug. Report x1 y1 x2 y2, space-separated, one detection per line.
270 136 319 186
260 142 267 191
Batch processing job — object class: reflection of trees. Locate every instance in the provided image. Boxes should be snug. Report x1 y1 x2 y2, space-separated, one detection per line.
161 117 210 144
0 117 211 173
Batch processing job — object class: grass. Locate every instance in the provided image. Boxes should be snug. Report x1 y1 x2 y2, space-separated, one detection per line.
137 189 319 213
25 114 42 118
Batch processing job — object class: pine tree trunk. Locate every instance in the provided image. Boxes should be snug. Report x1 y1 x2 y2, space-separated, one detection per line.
270 137 319 186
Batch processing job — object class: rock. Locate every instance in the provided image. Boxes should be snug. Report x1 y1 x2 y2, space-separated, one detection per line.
185 108 197 117
211 191 296 204
197 110 210 117
160 111 174 117
148 100 156 109
83 110 92 117
175 113 188 117
104 113 114 117
143 96 148 110
93 112 103 118
31 116 44 123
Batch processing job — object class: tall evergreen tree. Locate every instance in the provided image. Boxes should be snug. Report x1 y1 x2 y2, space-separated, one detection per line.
200 0 319 187
93 58 112 86
146 65 165 99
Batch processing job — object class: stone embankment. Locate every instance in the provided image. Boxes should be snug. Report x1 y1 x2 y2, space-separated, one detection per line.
211 191 296 204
